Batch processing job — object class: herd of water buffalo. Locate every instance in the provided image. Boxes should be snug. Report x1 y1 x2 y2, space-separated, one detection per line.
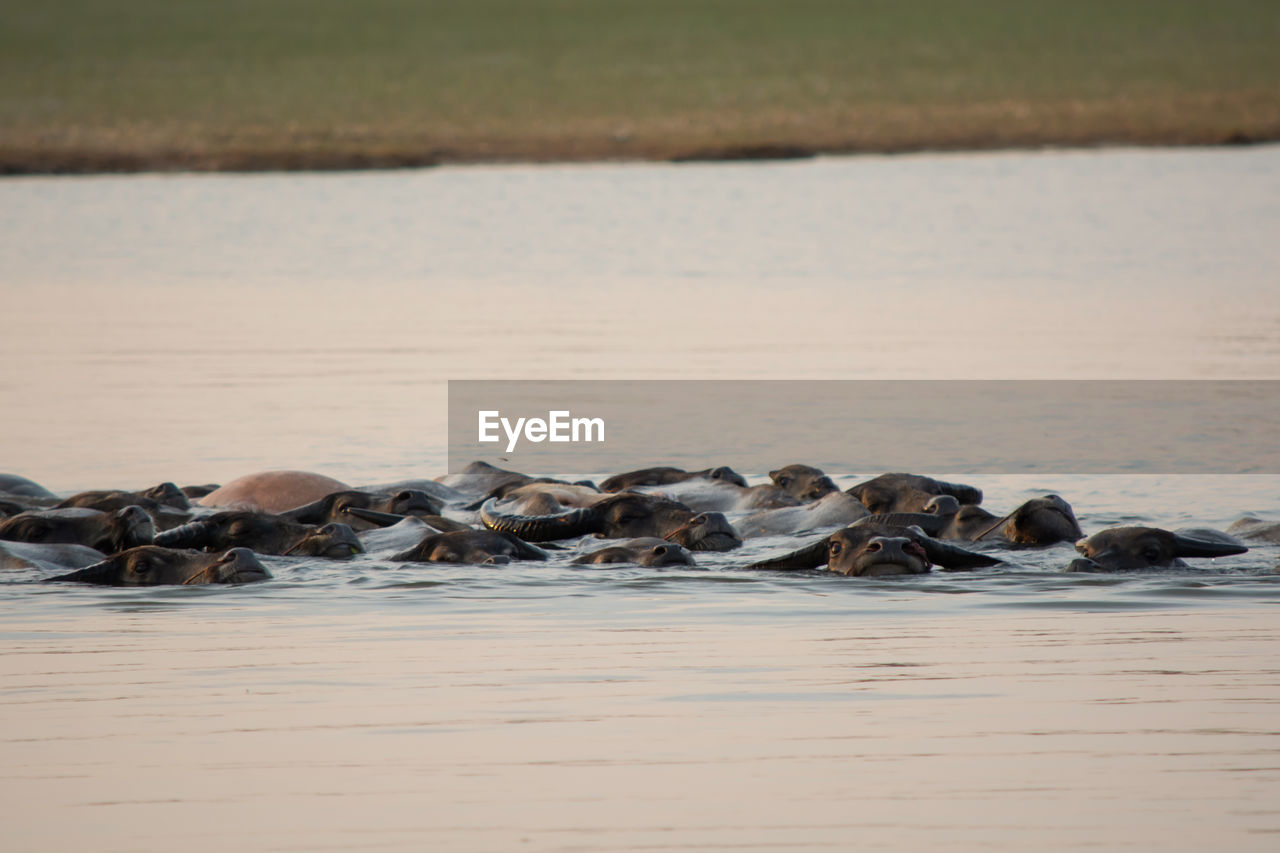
1 462 1276 586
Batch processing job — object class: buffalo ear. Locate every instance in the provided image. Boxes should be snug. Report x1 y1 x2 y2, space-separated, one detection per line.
745 537 830 571
391 534 441 563
912 531 1002 570
1170 529 1249 559
939 481 983 505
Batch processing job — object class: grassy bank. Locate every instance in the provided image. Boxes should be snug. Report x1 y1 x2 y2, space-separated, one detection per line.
3 0 1279 173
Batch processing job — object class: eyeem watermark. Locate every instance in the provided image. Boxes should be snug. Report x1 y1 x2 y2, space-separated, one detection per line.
478 410 605 453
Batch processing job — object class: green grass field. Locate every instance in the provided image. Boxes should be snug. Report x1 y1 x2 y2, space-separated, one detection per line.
3 0 1279 172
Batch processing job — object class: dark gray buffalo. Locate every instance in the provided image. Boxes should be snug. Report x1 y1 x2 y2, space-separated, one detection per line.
1067 527 1248 572
47 546 270 586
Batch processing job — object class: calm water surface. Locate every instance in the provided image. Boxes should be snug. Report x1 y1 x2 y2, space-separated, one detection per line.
2 147 1279 851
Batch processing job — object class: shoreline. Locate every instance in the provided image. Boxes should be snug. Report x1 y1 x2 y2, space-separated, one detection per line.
3 127 1275 177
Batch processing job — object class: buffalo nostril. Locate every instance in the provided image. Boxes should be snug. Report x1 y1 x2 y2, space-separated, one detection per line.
866 541 882 552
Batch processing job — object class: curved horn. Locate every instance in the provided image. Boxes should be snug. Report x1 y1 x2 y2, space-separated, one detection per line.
45 558 120 585
154 519 214 549
1171 531 1249 559
344 507 409 528
744 536 830 571
278 496 331 524
479 498 601 542
912 531 1002 570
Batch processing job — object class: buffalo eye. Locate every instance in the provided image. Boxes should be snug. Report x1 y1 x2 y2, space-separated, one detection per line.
1142 546 1162 562
652 545 668 556
777 476 792 487
828 541 842 555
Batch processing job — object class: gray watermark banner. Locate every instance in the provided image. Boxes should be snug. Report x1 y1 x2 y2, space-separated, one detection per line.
447 380 1280 475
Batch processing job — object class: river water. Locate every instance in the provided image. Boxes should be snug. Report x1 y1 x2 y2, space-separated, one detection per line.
2 147 1279 851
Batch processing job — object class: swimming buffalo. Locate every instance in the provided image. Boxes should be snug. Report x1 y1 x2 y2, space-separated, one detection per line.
0 506 153 553
279 489 444 532
847 473 983 514
1067 527 1248 571
391 529 547 565
876 494 1083 546
200 470 351 513
57 482 190 513
0 541 106 572
480 493 742 551
1227 516 1280 544
0 474 58 501
570 538 696 567
47 546 270 586
600 466 748 492
154 511 361 558
768 464 839 501
737 491 871 538
746 519 1002 576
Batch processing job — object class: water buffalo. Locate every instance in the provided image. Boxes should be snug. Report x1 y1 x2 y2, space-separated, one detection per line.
0 474 58 500
768 464 839 501
599 466 748 492
154 511 361 558
634 479 798 513
55 484 192 530
391 529 547 565
1067 527 1248 571
480 493 742 551
737 491 871 538
279 489 444 532
0 541 106 572
47 546 270 586
57 482 190 512
434 461 538 499
0 506 153 553
746 519 1002 576
570 538 696 567
1227 516 1280 544
200 470 351 513
847 473 983 514
280 523 364 558
882 494 1083 546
